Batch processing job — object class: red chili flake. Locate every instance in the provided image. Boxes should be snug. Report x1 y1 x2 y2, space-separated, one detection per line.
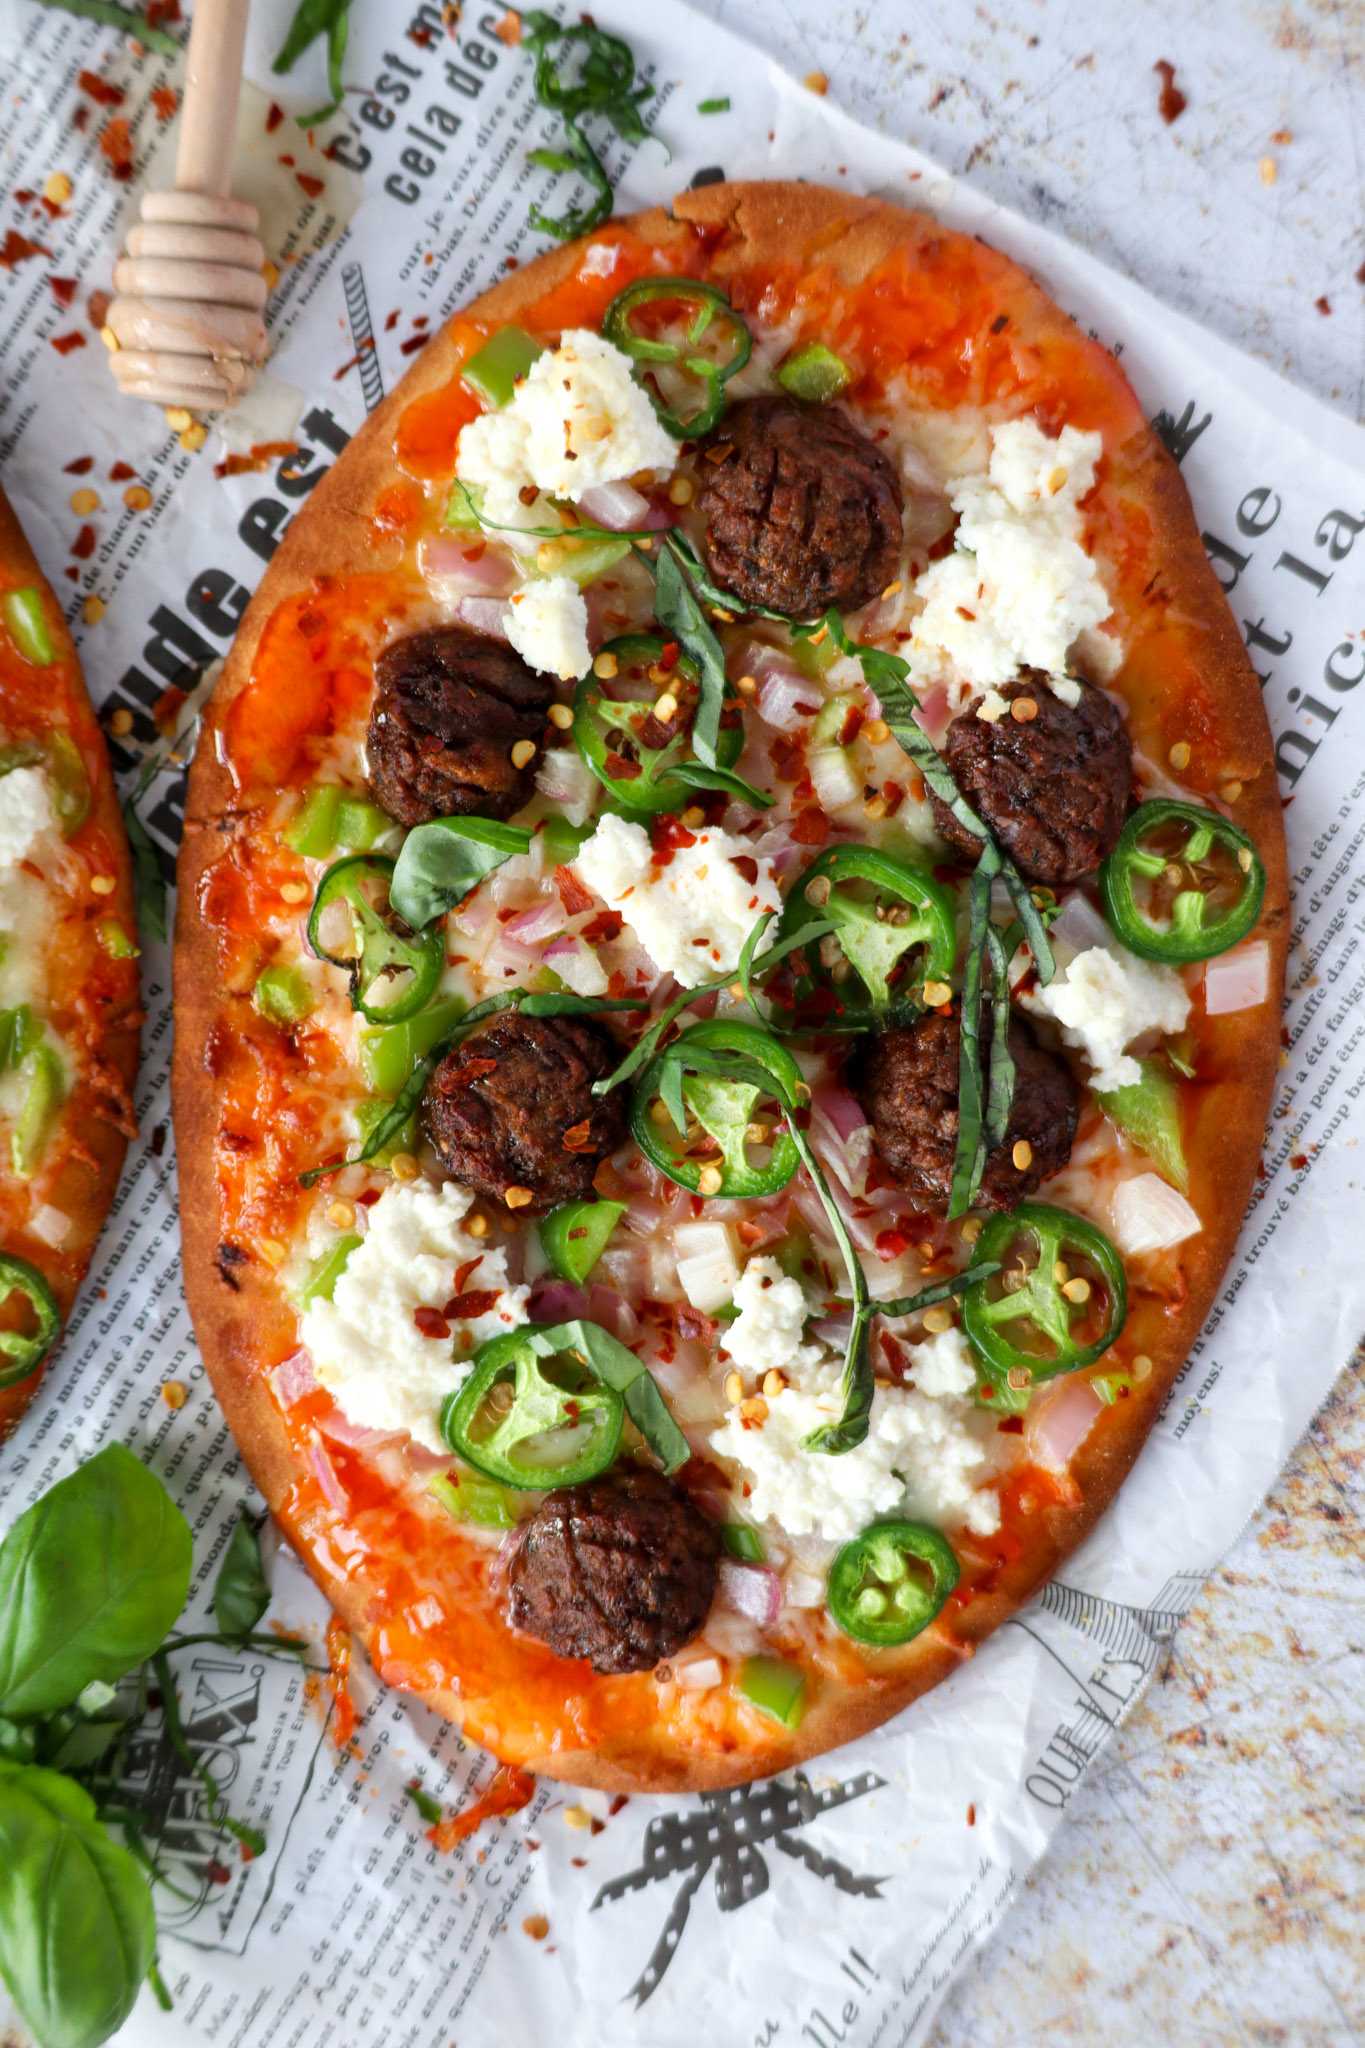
503 255 518 271
839 704 865 746
1153 59 1186 123
997 1415 1024 1434
73 107 89 131
452 1255 484 1296
452 1056 499 1086
493 7 522 44
603 750 642 780
966 1804 976 1827
0 230 50 269
277 154 296 168
676 1305 720 1343
87 288 111 329
770 734 806 783
62 567 78 583
410 23 433 46
650 813 698 865
206 1859 232 1886
556 864 595 917
562 1119 596 1154
48 275 78 306
875 1228 908 1262
51 331 87 355
731 855 759 885
606 969 628 998
151 85 179 121
297 172 325 200
1315 295 1332 316
384 309 402 332
790 809 829 847
146 0 182 27
78 70 125 105
414 1305 452 1341
580 910 623 944
357 1188 383 1207
400 334 427 355
882 781 905 815
333 354 361 381
239 1838 258 1863
71 523 96 558
1289 1152 1308 1170
448 1290 502 1320
658 640 680 671
63 455 94 474
98 118 135 180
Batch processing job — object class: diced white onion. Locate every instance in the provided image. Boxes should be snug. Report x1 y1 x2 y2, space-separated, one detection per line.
808 745 861 812
29 1205 71 1248
1203 940 1269 1016
576 479 652 530
673 1654 724 1693
1048 890 1113 961
1112 1172 1203 1254
1028 1380 1104 1470
454 596 511 641
673 1220 739 1313
534 746 598 822
782 1567 826 1610
543 935 609 996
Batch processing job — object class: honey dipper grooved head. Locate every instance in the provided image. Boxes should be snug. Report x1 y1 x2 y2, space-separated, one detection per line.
107 190 269 414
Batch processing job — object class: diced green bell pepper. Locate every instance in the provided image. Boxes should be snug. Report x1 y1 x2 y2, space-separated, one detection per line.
96 918 139 960
46 732 90 838
359 994 467 1098
286 785 342 858
253 963 315 1028
538 816 595 865
12 1042 65 1178
334 795 395 851
298 1234 362 1306
737 1654 806 1728
538 1199 625 1286
721 1523 765 1563
1 588 55 667
1090 1372 1134 1406
790 629 838 681
1094 1059 1187 1192
429 1468 517 1530
775 341 852 405
462 326 545 409
543 531 632 587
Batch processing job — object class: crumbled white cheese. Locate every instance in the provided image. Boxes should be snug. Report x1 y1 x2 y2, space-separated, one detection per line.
571 813 781 989
0 766 56 868
504 575 592 681
301 1179 529 1452
725 1257 824 1378
710 1344 1000 1544
975 688 1009 724
907 419 1115 693
1023 943 1191 1094
456 328 676 522
904 1324 979 1399
672 1220 740 1315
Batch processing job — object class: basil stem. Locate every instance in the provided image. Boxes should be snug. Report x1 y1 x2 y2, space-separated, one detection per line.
651 542 728 768
949 859 994 1220
983 922 1016 1151
662 532 790 624
873 1263 1002 1319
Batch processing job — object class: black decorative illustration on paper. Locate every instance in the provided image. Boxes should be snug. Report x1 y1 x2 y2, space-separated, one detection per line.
593 1769 886 2006
1039 1571 1203 1661
342 260 386 413
1152 398 1212 465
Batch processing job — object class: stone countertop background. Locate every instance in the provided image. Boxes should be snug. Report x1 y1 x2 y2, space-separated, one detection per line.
688 3 1365 2041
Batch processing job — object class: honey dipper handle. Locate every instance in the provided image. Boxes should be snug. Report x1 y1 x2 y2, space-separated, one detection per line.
175 0 251 199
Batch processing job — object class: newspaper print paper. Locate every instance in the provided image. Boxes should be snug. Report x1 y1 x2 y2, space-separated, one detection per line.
0 2 1360 2043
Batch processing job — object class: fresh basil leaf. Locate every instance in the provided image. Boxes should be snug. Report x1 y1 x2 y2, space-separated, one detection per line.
787 1120 875 1456
214 1512 270 1640
404 1781 443 1825
983 922 1016 1151
652 542 727 768
873 1264 1001 1319
590 987 697 1099
122 790 166 944
518 992 647 1018
663 760 774 810
949 857 994 1220
0 1446 191 1720
0 1764 155 2048
390 819 533 931
662 533 789 623
528 1320 689 1472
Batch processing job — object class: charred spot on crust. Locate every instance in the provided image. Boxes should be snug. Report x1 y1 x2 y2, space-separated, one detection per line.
930 677 1132 886
422 1011 628 1209
695 396 904 617
507 1464 721 1675
848 1005 1078 1216
215 1241 249 1290
366 627 553 827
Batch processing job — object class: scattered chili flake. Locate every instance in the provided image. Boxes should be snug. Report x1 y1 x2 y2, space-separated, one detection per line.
98 118 135 180
561 1119 596 1155
676 1305 720 1343
1153 59 1186 123
790 808 829 847
875 1228 908 1262
413 1305 452 1341
0 230 50 269
151 85 179 121
997 1414 1025 1434
608 1793 629 1817
206 1859 232 1886
732 854 759 884
87 289 111 330
451 1056 499 1086
556 864 594 917
48 276 77 306
63 455 94 474
266 101 285 133
51 331 86 355
108 459 135 481
426 1764 535 1851
71 523 96 558
73 106 89 132
492 7 521 43
297 172 325 200
1289 1153 1308 1170
400 333 427 355
1315 295 1332 316
410 23 434 47
78 70 125 105
580 910 623 944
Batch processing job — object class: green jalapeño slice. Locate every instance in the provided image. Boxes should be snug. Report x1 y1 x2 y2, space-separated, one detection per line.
1099 799 1265 964
601 276 752 438
307 854 444 1026
962 1203 1128 1413
827 1520 959 1648
0 1253 62 1389
572 635 765 812
770 845 958 1032
631 1019 804 1198
442 1328 624 1489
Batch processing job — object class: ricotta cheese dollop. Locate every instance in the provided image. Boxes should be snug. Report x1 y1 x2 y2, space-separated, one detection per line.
907 418 1116 694
571 813 781 989
710 1328 1000 1544
301 1179 529 1453
724 1256 824 1378
1023 942 1191 1094
455 329 677 524
0 765 56 869
504 575 592 681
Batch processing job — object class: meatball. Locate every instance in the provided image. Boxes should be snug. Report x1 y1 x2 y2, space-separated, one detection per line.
508 1465 721 1674
930 677 1131 886
366 628 553 827
848 1005 1077 1215
695 396 904 617
422 1011 627 1208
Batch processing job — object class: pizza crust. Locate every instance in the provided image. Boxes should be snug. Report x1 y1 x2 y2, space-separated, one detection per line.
0 488 141 1432
174 182 1288 1792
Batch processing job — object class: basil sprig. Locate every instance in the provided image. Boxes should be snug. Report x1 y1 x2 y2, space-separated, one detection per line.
651 540 729 769
522 1319 690 1474
520 13 663 240
0 1452 310 2046
390 819 533 931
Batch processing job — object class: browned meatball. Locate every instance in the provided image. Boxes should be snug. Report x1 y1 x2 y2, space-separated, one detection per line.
696 397 904 617
848 1006 1077 1215
930 677 1132 886
422 1011 627 1208
366 628 553 827
508 1465 721 1674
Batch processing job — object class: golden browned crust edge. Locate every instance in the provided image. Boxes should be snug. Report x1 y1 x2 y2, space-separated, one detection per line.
0 486 141 1429
174 182 1288 1792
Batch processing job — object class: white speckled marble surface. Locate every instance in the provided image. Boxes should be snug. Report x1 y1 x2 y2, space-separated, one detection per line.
688 3 1365 2038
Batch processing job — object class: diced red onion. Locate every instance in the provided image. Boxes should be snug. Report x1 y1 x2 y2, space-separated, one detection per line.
454 596 511 641
575 479 652 530
1028 1380 1104 1470
272 1349 317 1406
419 533 517 601
502 899 562 943
811 1079 869 1143
309 1438 348 1514
1111 1173 1202 1255
1203 940 1269 1016
810 1311 855 1349
528 1280 590 1322
719 1559 783 1626
588 1283 638 1343
535 747 599 815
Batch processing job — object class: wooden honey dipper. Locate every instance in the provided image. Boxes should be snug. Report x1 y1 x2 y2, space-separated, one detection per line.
106 0 266 414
